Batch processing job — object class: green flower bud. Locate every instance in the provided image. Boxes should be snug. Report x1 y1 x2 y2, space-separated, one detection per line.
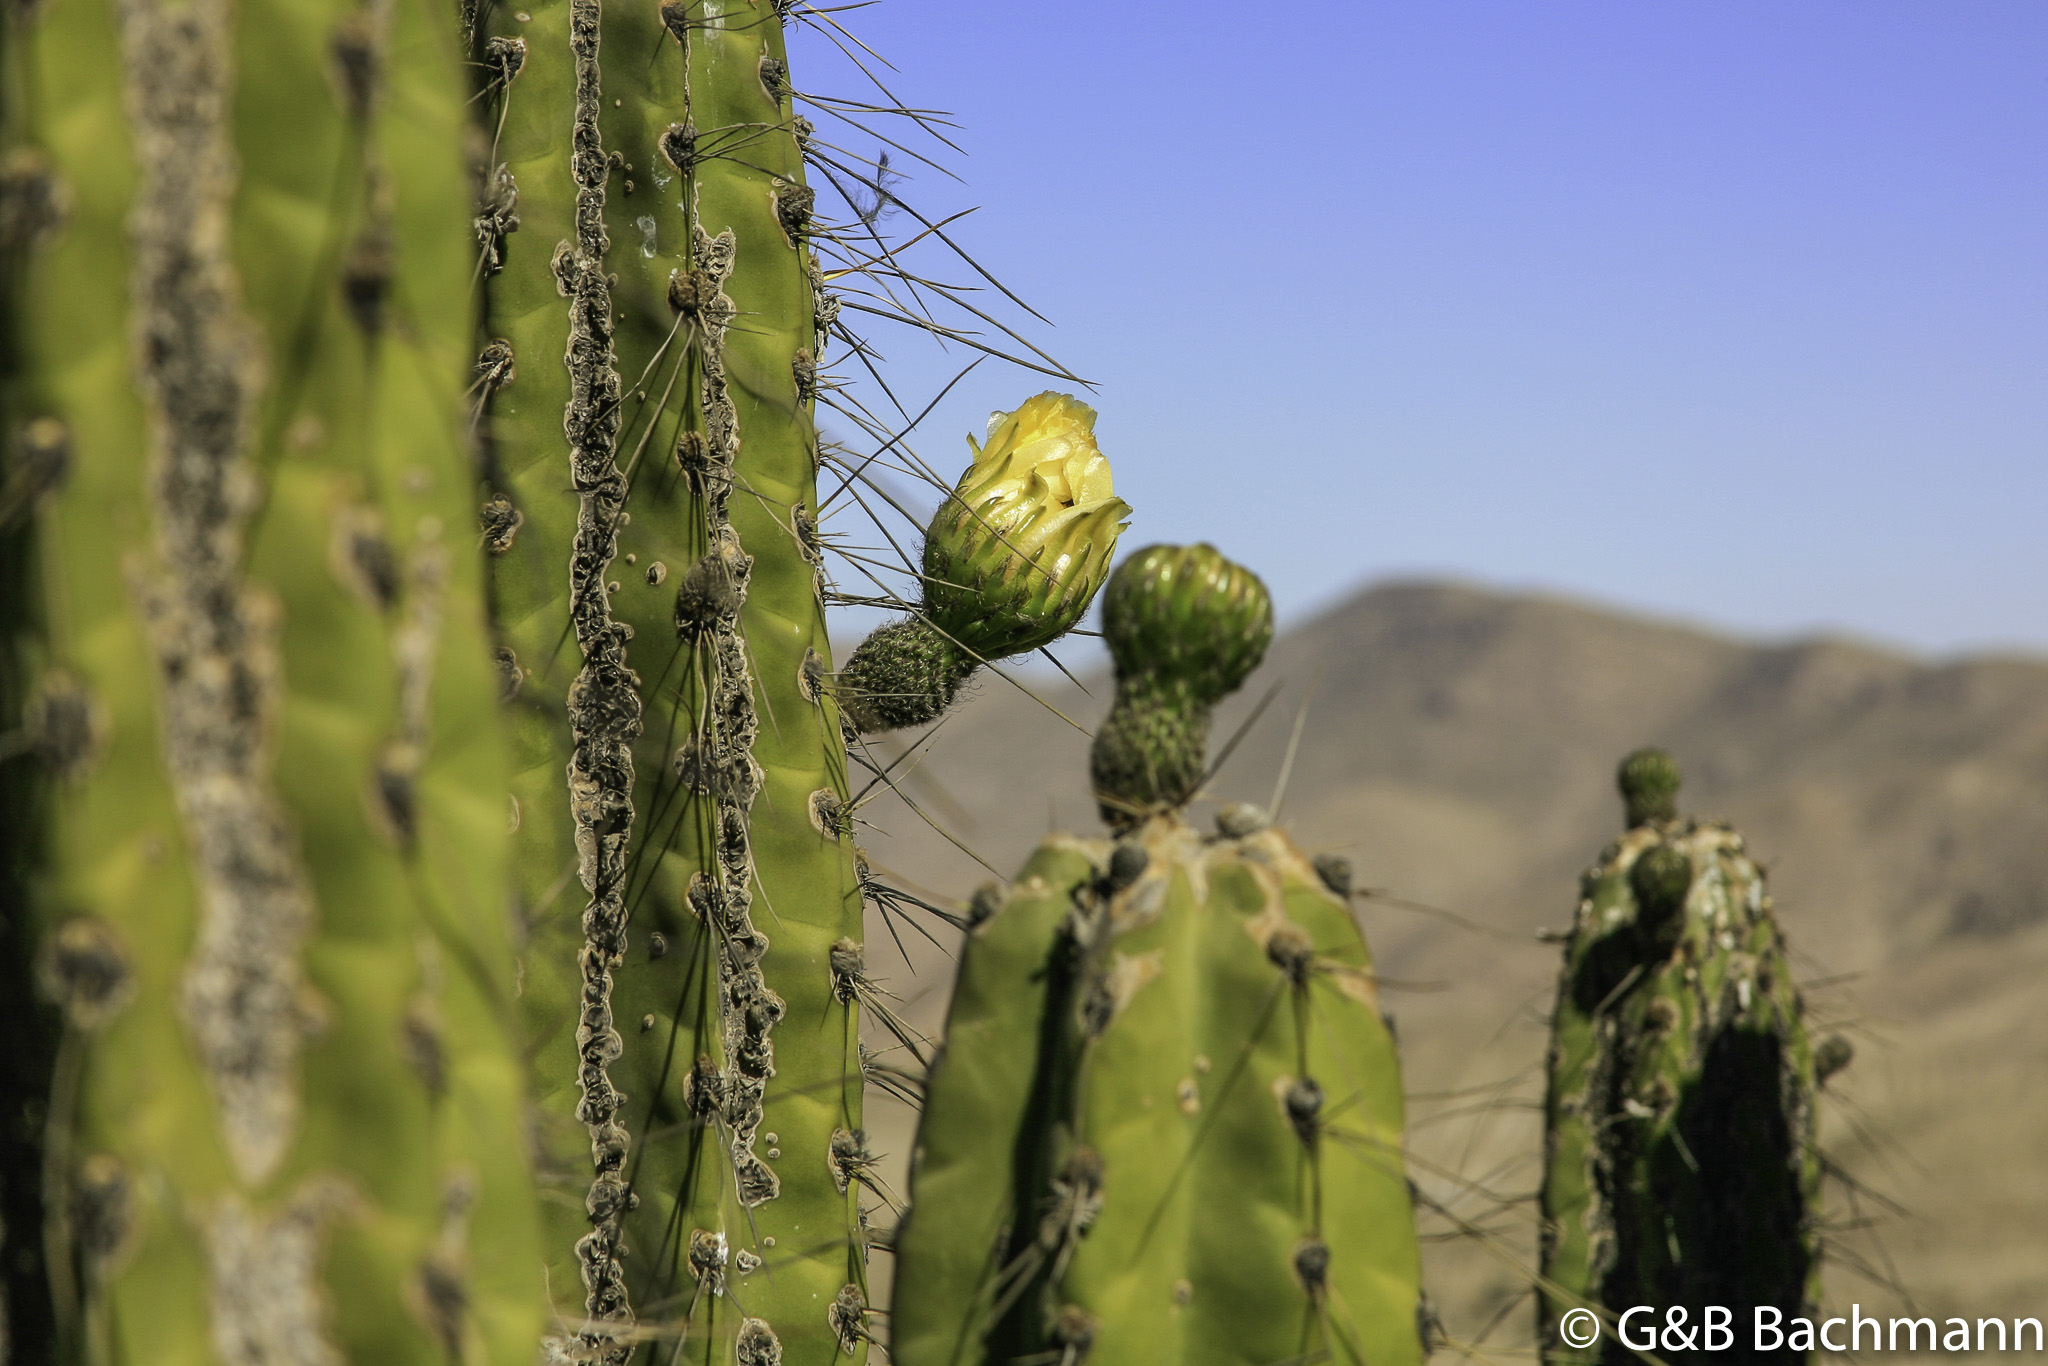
1090 544 1274 828
1102 542 1273 702
922 392 1130 661
1618 746 1682 827
1629 842 1693 958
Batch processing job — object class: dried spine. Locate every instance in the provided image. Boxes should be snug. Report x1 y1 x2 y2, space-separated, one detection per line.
116 0 321 1187
557 0 641 1353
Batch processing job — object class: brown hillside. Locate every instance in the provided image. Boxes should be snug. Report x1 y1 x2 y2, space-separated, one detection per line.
856 580 2048 1360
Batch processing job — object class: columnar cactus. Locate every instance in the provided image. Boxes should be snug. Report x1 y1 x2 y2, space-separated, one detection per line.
1538 749 1827 1363
0 0 546 1355
467 3 869 1356
892 545 1427 1366
462 1 1116 1358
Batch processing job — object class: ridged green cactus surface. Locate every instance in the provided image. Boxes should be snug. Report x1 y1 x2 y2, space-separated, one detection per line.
893 545 1425 1366
895 817 1427 1366
1 0 547 1355
465 1 872 1358
1539 750 1823 1363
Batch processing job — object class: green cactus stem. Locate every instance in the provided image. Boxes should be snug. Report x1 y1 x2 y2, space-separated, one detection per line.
837 392 1128 737
0 0 548 1354
1538 749 1825 1364
467 0 1114 1351
892 545 1426 1366
468 2 879 1359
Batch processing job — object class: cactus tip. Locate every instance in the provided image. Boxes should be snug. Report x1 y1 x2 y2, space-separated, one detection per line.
1617 746 1682 826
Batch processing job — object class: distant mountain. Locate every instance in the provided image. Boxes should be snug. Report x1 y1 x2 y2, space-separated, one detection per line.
855 580 2048 1354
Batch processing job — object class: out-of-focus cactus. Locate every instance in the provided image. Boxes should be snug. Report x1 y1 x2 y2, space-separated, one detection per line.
838 393 1128 736
892 545 1427 1366
0 0 547 1355
1538 749 1826 1363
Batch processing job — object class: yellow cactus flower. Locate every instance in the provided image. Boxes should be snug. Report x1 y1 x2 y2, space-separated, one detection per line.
923 392 1131 662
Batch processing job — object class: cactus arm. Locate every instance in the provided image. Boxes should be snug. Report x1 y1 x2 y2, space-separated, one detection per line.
896 547 1425 1366
1539 754 1823 1363
887 839 1103 1366
1052 826 1422 1366
474 0 875 1355
1600 829 1819 1313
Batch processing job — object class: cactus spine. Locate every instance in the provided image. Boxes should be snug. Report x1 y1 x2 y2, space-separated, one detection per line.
1538 749 1825 1362
0 0 547 1354
892 545 1427 1366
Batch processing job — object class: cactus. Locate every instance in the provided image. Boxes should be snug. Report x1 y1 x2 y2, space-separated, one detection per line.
0 0 547 1354
469 0 871 1348
462 0 1116 1355
892 545 1428 1366
1538 749 1826 1362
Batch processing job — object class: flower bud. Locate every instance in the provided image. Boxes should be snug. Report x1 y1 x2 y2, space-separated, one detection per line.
1089 544 1273 827
1102 542 1272 702
921 393 1129 661
1618 747 1681 827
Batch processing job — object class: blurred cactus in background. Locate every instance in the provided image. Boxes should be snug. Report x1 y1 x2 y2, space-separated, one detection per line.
1539 749 1829 1363
892 545 1428 1366
0 0 546 1355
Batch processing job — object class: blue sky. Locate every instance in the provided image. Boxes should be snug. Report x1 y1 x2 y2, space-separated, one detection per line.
795 2 2047 657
